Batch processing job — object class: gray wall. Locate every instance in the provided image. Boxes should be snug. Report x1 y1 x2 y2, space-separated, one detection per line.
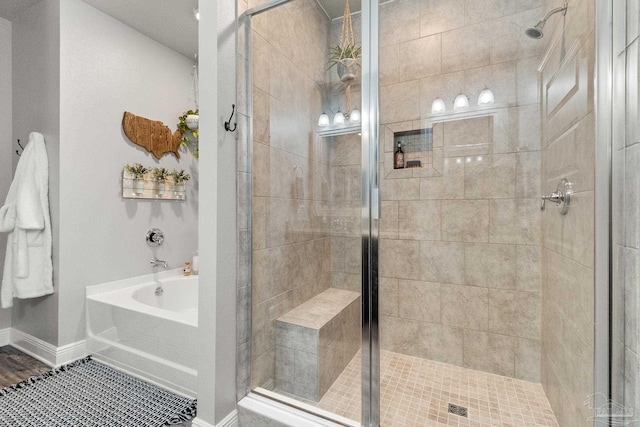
0 16 12 331
11 0 61 345
57 0 197 346
10 0 198 348
197 0 238 424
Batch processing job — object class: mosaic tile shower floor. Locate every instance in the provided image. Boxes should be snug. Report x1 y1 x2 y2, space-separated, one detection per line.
316 350 559 427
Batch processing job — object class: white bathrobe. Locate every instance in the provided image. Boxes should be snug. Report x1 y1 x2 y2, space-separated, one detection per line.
0 132 53 308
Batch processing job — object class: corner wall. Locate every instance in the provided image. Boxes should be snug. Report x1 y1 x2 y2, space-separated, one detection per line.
539 0 595 424
196 0 239 424
11 0 61 345
0 16 13 331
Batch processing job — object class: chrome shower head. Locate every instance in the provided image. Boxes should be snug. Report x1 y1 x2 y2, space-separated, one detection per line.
525 22 545 39
525 2 567 39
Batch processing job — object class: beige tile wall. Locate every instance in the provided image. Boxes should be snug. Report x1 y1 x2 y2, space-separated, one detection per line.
246 0 332 389
612 0 640 424
329 0 546 382
539 0 595 425
240 4 597 423
329 133 363 294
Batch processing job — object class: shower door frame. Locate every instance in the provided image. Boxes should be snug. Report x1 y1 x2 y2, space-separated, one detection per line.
360 0 380 425
594 1 612 423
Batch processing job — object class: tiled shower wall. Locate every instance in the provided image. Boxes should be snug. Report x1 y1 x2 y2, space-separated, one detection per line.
330 0 546 381
539 0 595 425
612 0 640 422
241 0 332 390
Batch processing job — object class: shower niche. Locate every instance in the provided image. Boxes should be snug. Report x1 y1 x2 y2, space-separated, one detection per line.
383 114 496 181
393 127 433 169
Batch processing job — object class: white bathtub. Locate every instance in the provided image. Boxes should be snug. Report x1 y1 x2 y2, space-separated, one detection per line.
86 270 198 397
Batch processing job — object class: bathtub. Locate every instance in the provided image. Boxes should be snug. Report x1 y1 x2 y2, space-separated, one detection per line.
86 270 198 397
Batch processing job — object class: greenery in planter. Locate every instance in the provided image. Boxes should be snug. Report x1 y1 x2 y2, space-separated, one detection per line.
153 167 169 181
178 109 199 159
124 163 149 179
170 169 191 183
326 43 361 70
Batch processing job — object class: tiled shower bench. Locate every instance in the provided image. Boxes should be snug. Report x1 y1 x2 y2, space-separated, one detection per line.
275 288 361 402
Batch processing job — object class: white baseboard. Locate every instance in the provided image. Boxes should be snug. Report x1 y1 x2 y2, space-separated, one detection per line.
192 410 238 427
0 328 10 346
10 328 87 368
55 339 87 367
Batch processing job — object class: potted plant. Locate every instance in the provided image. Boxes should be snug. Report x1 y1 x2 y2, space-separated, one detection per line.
153 167 169 196
124 163 149 195
178 109 199 159
327 43 361 82
170 169 191 199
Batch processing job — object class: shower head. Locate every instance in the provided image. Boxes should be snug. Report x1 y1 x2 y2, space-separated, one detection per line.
525 1 567 39
525 22 545 39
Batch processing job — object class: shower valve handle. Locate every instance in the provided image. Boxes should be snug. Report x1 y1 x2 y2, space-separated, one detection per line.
146 228 164 247
541 179 573 215
540 192 562 210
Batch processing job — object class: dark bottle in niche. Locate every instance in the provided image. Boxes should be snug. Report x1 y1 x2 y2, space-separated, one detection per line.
394 141 405 169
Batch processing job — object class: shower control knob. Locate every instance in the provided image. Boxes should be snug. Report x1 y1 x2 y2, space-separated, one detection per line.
540 179 572 215
146 228 164 247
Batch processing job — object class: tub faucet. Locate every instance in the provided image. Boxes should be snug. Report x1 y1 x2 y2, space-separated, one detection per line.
150 257 168 268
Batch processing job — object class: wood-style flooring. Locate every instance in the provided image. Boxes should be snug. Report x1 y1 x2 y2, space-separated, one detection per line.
0 345 51 388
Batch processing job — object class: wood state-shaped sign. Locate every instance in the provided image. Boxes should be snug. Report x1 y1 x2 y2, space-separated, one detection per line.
122 111 182 159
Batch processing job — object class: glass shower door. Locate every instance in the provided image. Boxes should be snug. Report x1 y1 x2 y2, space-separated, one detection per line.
374 0 557 425
242 0 370 424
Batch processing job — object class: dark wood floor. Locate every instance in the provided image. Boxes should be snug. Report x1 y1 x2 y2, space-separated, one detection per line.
0 345 51 388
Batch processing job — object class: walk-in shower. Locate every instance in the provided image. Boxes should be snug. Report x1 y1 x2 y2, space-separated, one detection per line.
235 0 623 425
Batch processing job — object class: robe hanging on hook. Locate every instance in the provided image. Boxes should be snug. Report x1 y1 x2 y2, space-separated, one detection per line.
225 104 237 132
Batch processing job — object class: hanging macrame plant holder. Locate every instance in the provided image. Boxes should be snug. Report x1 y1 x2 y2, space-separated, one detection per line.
336 1 359 83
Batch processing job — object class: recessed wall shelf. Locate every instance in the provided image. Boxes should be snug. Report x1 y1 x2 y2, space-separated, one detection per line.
122 170 187 200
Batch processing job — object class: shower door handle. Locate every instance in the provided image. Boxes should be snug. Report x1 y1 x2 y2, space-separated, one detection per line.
372 187 380 220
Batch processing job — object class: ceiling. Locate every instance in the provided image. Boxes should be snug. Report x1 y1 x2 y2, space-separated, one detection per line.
0 0 364 58
0 0 41 22
81 0 198 59
319 0 360 20
0 0 198 59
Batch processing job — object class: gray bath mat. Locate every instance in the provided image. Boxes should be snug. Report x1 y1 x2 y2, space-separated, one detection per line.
0 356 196 426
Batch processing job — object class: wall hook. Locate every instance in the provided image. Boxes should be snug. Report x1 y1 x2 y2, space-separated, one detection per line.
224 104 237 132
16 139 24 157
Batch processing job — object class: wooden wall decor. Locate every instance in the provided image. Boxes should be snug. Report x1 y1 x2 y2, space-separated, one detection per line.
122 111 183 159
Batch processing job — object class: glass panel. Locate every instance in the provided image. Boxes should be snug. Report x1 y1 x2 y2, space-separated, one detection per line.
375 1 563 426
611 0 640 422
244 0 364 423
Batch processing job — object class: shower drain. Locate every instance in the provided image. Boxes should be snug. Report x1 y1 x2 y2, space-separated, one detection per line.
448 403 468 418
